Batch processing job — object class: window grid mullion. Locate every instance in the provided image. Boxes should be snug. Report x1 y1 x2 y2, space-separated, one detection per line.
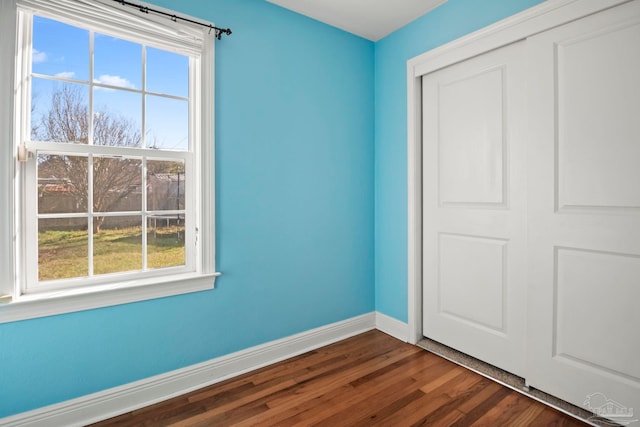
89 29 94 145
87 30 95 277
87 153 94 277
141 44 148 270
142 156 148 270
142 44 147 148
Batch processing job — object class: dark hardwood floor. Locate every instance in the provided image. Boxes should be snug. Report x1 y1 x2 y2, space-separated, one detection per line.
91 330 588 426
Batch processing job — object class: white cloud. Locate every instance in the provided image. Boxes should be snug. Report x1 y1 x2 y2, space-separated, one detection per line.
55 71 75 79
32 49 47 64
94 74 136 89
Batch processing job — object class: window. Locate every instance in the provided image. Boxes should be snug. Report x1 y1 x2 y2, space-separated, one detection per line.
0 0 217 323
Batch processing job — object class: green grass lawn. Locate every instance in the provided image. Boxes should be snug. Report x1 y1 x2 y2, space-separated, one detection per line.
38 226 185 281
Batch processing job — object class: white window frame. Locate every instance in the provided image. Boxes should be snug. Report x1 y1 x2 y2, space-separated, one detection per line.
0 0 218 323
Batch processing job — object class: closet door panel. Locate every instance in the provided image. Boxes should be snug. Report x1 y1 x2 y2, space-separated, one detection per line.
422 41 527 377
438 67 505 206
557 21 640 210
527 0 640 417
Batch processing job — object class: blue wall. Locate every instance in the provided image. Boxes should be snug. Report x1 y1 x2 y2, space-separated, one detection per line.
0 0 374 417
373 0 544 321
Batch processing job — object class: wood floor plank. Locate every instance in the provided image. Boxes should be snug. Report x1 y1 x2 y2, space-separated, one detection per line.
455 379 503 415
509 402 547 426
409 376 495 426
469 391 535 426
309 354 465 427
365 369 484 426
355 388 432 426
418 366 467 394
168 379 298 426
533 407 591 426
268 345 420 408
450 386 514 426
414 408 466 427
91 331 590 427
233 345 422 426
254 351 435 426
311 377 421 427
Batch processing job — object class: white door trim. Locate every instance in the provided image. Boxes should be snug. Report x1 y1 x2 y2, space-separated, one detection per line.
406 0 633 344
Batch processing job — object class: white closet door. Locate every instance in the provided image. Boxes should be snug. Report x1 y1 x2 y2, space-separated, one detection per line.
422 41 527 377
527 0 640 416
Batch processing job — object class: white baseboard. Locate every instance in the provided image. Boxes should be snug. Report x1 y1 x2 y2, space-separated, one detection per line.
375 311 409 342
0 312 376 427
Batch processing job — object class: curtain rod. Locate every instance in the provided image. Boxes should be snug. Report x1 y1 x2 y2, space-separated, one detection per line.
112 0 232 39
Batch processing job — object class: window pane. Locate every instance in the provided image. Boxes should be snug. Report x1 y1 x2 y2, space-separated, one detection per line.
32 16 89 81
94 33 141 90
146 47 188 97
146 95 188 150
93 88 142 147
38 154 88 214
147 160 185 211
147 217 185 269
31 80 89 143
39 218 88 281
93 216 142 275
93 156 142 213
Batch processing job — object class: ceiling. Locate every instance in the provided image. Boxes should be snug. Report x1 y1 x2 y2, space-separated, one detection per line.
265 0 448 41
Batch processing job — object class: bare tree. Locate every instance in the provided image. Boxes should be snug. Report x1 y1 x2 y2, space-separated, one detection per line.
36 85 143 233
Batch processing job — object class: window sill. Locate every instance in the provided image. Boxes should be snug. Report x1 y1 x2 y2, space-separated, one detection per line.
0 272 220 324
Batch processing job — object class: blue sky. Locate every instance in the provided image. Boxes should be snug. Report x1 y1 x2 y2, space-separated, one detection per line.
31 15 189 151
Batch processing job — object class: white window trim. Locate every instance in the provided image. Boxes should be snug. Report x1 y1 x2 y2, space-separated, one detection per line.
0 0 219 324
